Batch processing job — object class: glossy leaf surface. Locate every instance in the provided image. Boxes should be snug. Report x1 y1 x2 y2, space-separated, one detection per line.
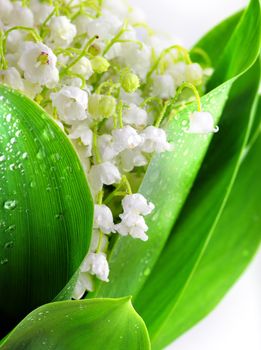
0 298 151 350
134 58 261 349
0 86 93 335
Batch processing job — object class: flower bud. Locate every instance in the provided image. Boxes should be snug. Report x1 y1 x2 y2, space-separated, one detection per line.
91 56 110 74
121 72 140 93
88 94 116 119
99 95 116 118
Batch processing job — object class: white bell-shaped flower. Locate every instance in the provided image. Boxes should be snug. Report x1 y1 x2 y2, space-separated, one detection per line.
112 125 143 154
71 57 94 80
88 161 121 193
141 126 172 153
69 123 93 157
122 193 154 216
81 252 109 282
119 43 151 79
168 62 187 87
123 103 148 127
98 134 117 162
85 10 121 42
73 143 91 173
0 67 24 91
115 212 149 241
18 42 59 88
50 86 88 123
48 16 77 48
118 148 147 172
186 63 203 86
9 2 34 27
186 111 219 134
0 0 13 24
94 204 115 234
31 0 54 25
72 272 94 299
151 74 176 99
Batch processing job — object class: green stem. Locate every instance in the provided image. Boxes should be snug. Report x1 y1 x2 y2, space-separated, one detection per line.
61 35 98 75
93 126 102 164
117 100 124 128
140 96 163 109
66 71 86 88
155 82 201 127
190 47 212 67
0 30 7 70
97 190 104 205
146 44 192 82
95 80 113 94
104 175 132 205
96 229 104 253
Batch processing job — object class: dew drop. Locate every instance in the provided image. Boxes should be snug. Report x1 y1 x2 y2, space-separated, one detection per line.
30 180 36 188
55 213 64 220
9 163 16 171
21 152 28 159
5 224 16 233
36 149 45 160
0 258 8 265
15 130 22 137
0 155 6 162
5 114 11 122
4 241 14 249
143 267 151 276
4 200 17 210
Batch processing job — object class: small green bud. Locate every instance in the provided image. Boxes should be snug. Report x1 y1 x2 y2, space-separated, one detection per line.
88 94 116 119
99 95 116 118
121 72 140 93
91 56 110 74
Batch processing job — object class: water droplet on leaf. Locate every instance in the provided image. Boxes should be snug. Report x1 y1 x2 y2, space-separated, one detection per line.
4 200 17 210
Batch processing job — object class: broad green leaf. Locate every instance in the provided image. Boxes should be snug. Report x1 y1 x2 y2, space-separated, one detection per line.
208 0 261 89
89 0 261 299
0 298 151 350
247 94 261 144
134 58 261 349
0 86 93 336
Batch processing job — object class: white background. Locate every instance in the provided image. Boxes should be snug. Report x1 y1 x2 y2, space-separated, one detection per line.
129 1 261 349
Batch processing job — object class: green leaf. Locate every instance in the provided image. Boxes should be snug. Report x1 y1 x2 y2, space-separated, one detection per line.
0 86 93 335
89 0 261 300
133 58 261 349
0 298 151 350
208 0 261 89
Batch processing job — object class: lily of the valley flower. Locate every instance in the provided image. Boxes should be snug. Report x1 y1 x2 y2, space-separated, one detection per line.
94 204 115 234
123 103 148 128
69 123 93 157
141 126 172 153
186 111 219 134
115 194 154 241
122 193 155 216
48 16 77 48
112 125 143 154
81 252 110 282
88 161 121 193
18 42 59 87
50 86 88 122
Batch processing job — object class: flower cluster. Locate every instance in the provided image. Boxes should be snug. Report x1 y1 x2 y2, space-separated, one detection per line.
0 0 218 298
